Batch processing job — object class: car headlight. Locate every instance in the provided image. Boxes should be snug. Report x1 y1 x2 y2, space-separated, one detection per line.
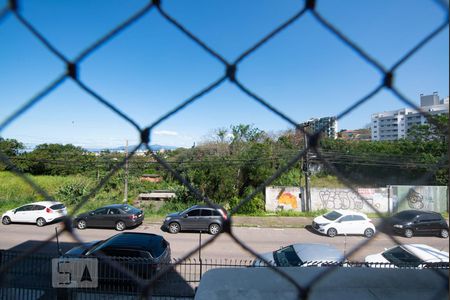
319 223 329 227
165 217 171 222
393 224 403 228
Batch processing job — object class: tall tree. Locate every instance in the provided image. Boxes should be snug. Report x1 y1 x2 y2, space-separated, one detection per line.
407 114 448 143
0 138 24 171
0 138 24 156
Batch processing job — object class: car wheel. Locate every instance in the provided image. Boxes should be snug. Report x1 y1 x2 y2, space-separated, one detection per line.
77 219 87 230
364 228 374 238
2 216 11 225
115 221 126 231
36 217 46 227
404 228 413 238
327 228 337 237
169 222 180 234
440 229 448 238
209 223 221 235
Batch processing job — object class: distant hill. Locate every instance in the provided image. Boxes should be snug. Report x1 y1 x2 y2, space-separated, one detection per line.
87 144 178 152
15 143 179 153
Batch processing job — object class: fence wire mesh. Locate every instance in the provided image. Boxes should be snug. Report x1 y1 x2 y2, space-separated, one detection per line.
0 0 449 299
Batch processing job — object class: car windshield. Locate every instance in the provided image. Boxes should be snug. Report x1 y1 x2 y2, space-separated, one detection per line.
381 246 424 267
86 234 166 258
273 246 302 267
180 206 196 215
323 211 342 221
394 211 417 220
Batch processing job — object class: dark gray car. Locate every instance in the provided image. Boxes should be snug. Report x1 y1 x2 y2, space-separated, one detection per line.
161 205 227 235
74 204 144 231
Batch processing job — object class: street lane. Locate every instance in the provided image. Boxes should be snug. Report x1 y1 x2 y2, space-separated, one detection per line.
0 223 448 261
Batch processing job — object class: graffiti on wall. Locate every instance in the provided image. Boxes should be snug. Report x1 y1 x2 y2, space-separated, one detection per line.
265 186 301 211
405 189 425 210
276 189 298 210
318 189 382 211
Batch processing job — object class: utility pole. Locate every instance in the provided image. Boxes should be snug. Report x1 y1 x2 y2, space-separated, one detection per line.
123 140 128 203
302 123 311 212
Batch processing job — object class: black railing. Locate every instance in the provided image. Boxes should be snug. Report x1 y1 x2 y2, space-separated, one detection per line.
0 250 448 299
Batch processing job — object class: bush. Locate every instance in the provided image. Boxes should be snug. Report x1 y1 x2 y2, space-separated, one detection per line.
228 193 265 215
157 198 198 215
55 177 91 206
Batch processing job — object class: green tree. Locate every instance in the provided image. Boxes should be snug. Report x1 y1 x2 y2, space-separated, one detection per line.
0 138 24 171
407 114 448 143
21 143 93 175
0 138 24 156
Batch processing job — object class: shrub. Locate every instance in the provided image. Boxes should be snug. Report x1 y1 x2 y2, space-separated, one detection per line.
55 177 91 206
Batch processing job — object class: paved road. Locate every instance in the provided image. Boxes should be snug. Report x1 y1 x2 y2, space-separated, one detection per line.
0 223 448 261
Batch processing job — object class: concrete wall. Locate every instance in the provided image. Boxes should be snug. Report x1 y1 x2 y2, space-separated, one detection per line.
310 188 388 213
265 185 448 213
389 185 448 213
265 186 302 211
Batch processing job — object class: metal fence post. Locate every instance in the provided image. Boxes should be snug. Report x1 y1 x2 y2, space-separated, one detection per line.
199 231 202 281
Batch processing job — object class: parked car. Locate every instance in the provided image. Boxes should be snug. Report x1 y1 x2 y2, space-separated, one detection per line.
1 201 67 226
312 210 375 238
161 205 227 235
387 210 448 238
365 244 449 268
65 232 171 282
252 243 345 267
65 232 171 261
74 204 144 231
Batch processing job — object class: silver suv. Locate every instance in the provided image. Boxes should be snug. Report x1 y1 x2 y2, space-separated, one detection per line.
161 205 227 235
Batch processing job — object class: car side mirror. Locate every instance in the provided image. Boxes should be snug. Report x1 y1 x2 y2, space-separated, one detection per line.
89 212 94 216
183 214 188 218
13 209 17 214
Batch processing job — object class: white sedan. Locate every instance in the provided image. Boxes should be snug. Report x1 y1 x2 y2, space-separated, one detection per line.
2 201 67 227
365 244 449 268
312 210 376 238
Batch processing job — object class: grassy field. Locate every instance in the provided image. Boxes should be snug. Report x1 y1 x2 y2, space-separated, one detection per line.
0 171 344 214
0 172 116 215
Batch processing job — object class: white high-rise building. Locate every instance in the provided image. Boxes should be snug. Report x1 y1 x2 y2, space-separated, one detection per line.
371 92 449 141
303 117 338 139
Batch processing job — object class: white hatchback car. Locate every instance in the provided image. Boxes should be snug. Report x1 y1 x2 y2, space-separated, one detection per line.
312 210 375 238
2 201 67 227
365 244 449 268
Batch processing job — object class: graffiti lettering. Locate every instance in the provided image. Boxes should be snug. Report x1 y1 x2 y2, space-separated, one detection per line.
406 189 424 210
319 189 381 211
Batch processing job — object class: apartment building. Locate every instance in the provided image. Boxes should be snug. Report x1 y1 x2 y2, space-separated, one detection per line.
371 92 449 141
302 117 338 139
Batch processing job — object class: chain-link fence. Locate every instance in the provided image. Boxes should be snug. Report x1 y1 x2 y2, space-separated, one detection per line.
0 0 449 299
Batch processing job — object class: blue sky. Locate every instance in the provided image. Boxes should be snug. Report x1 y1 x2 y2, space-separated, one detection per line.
1 0 448 148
